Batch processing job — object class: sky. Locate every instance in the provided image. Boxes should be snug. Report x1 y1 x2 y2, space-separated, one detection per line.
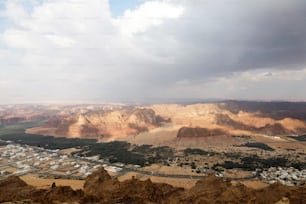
0 0 306 104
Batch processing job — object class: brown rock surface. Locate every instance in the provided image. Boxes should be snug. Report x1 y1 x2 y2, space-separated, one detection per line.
42 185 84 203
83 166 114 196
27 102 306 142
0 168 306 204
254 182 306 204
177 127 227 137
83 167 183 203
168 174 255 204
38 108 161 140
0 175 83 204
0 175 35 203
167 174 306 204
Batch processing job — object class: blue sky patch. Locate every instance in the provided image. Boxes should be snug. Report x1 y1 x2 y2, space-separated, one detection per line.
109 0 144 17
0 2 6 32
0 0 5 9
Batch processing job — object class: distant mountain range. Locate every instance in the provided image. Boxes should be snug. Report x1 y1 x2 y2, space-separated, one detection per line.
1 101 302 146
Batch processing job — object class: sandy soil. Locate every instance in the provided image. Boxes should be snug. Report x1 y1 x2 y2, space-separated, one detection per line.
26 127 58 136
238 180 269 189
123 126 179 146
224 169 253 179
254 135 306 150
118 172 197 189
18 172 280 191
141 164 202 176
20 174 84 190
118 170 268 190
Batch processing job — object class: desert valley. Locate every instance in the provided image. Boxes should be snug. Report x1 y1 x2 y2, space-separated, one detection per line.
0 101 305 203
2 0 306 202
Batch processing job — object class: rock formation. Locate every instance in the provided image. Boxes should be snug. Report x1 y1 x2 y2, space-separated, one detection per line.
27 102 306 142
0 175 83 204
0 168 305 204
43 108 161 140
83 167 183 203
177 127 227 137
0 175 35 202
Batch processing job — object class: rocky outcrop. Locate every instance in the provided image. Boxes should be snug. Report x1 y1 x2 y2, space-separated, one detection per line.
83 167 183 203
0 117 26 126
0 175 35 202
42 186 84 203
216 114 295 136
220 101 306 121
170 174 306 204
0 168 306 204
0 175 83 203
177 127 227 138
25 102 306 141
216 113 251 130
83 167 114 196
171 174 256 204
254 182 306 204
257 123 292 136
40 108 163 140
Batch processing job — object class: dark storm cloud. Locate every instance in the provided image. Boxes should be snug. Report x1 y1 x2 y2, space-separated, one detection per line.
134 0 306 84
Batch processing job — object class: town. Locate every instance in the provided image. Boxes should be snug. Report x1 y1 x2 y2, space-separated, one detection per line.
1 139 306 188
0 141 124 180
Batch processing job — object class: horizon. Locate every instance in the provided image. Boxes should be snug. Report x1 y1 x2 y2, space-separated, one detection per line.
1 98 306 106
1 0 306 103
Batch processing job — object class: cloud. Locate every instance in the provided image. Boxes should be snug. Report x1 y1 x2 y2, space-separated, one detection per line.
161 68 306 100
114 1 184 35
0 0 306 103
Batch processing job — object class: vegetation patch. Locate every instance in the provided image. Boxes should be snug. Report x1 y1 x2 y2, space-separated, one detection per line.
288 135 306 141
232 135 251 140
0 124 175 167
0 140 7 146
240 142 274 151
213 155 306 171
0 121 41 135
184 148 218 156
0 133 97 149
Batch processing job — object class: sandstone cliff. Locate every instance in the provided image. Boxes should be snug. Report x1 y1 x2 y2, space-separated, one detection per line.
26 102 306 142
39 108 162 141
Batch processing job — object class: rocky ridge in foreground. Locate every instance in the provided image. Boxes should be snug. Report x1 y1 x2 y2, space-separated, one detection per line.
0 167 305 204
